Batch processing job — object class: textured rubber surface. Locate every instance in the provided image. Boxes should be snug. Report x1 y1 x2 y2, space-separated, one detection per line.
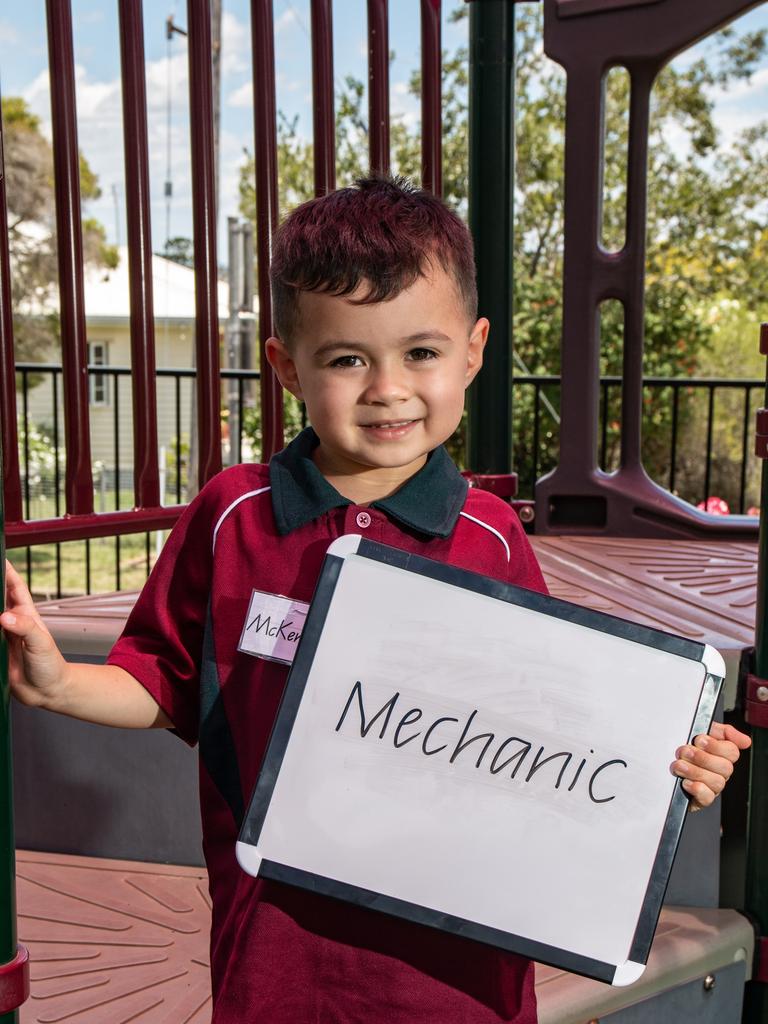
16 850 211 1023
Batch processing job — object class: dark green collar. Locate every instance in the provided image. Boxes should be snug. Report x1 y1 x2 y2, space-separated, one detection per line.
269 427 468 538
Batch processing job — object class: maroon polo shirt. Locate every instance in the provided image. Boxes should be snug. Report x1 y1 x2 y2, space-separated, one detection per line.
108 428 546 1023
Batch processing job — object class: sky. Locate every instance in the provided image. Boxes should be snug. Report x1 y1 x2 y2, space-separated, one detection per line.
1 1 768 266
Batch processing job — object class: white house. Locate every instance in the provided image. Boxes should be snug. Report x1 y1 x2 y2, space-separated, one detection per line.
22 248 252 497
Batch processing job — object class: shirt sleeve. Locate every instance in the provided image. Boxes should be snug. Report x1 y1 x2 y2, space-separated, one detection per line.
506 512 549 596
106 484 218 745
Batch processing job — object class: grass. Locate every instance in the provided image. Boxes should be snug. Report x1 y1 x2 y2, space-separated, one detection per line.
9 479 182 600
7 531 172 601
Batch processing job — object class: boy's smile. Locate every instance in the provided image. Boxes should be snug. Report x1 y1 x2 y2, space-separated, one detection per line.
266 268 489 505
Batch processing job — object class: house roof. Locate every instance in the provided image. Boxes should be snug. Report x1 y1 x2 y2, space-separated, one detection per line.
18 241 246 323
84 247 233 323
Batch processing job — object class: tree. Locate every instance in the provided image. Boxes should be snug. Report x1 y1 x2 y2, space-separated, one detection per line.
160 236 195 268
238 7 768 498
2 96 118 363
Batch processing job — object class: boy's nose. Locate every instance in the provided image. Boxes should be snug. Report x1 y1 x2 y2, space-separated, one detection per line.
362 367 410 405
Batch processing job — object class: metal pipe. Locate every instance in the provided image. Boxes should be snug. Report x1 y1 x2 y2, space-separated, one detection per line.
703 387 715 504
420 0 442 196
46 0 94 515
669 384 679 494
118 0 160 508
251 0 284 460
367 0 390 175
618 69 653 473
311 0 335 196
0 486 19 1023
187 0 222 487
4 507 183 548
740 387 750 513
744 324 768 1022
467 0 515 473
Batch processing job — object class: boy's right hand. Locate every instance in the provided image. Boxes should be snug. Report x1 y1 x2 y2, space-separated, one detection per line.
1 559 69 710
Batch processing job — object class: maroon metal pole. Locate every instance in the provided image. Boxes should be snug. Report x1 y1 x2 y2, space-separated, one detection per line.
420 0 442 196
251 0 284 461
311 0 336 197
0 94 22 525
187 0 222 488
619 67 653 473
367 0 390 176
118 0 160 509
46 0 94 516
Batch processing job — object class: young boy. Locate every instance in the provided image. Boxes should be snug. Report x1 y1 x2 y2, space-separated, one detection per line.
3 176 750 1023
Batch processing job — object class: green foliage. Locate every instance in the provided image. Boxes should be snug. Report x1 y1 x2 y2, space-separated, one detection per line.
161 236 195 268
241 391 306 457
237 7 768 498
1 96 115 363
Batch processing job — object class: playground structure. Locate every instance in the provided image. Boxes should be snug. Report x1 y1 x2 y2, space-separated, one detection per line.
2 0 768 1021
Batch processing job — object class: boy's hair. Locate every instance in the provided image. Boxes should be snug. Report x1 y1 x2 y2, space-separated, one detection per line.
270 176 477 342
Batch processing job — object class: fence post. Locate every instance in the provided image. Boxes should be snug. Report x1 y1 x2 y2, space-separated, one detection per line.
467 0 518 473
743 323 768 1020
0 442 29 1021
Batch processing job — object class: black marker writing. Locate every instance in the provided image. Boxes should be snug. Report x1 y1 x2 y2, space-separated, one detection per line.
335 681 628 805
246 613 302 643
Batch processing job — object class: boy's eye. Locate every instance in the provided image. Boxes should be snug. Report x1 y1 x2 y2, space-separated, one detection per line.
329 355 364 368
407 347 438 362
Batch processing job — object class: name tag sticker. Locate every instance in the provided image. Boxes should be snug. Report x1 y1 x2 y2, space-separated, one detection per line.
238 590 309 665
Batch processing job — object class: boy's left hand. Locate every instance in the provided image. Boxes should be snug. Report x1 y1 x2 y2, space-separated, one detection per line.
672 722 752 811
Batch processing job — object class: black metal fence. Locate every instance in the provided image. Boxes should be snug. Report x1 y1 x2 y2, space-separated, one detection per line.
10 364 764 598
513 374 764 514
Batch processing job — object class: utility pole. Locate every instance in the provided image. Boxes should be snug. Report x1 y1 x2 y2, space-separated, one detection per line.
226 218 255 465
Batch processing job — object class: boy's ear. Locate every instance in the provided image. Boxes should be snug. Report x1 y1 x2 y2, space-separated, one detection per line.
465 317 490 387
265 337 304 400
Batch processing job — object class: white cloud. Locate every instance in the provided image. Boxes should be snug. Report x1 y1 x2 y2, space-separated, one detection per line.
228 82 253 109
275 9 297 34
21 70 52 136
218 128 251 221
711 65 768 104
391 79 418 122
221 11 250 75
79 9 105 25
717 107 764 146
276 71 302 93
0 21 19 45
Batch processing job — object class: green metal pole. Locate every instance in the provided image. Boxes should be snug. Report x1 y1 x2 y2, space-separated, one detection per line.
744 323 768 1023
467 0 516 474
0 441 19 1024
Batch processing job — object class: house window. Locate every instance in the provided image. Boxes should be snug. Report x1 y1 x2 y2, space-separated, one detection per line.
88 342 110 406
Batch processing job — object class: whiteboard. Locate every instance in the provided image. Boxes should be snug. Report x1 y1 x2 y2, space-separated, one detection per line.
237 535 723 986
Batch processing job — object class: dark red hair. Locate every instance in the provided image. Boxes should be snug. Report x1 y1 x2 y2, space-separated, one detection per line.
270 176 477 342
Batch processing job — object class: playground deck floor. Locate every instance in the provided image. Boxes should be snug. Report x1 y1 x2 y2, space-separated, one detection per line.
16 850 754 1024
14 536 760 1022
17 850 212 1024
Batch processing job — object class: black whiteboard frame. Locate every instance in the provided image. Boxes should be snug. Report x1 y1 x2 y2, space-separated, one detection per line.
237 536 723 985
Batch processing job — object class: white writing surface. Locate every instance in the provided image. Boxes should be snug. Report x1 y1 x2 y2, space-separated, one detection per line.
238 541 720 981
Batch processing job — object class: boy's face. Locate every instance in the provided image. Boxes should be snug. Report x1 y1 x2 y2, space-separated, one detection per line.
266 267 488 499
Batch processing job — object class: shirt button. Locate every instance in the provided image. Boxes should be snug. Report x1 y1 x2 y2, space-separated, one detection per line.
356 511 372 529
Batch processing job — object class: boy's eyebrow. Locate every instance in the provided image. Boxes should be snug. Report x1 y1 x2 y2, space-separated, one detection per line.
313 331 453 358
312 340 368 358
402 330 453 344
